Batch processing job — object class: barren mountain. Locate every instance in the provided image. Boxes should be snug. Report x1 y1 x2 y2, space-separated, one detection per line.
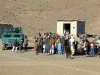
0 0 100 36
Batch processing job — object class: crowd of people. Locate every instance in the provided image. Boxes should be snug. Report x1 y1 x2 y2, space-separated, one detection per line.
33 32 100 59
10 31 100 59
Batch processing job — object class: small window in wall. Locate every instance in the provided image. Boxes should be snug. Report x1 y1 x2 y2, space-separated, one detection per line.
73 27 75 29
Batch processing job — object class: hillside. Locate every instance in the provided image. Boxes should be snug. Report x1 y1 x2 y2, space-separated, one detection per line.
0 0 100 36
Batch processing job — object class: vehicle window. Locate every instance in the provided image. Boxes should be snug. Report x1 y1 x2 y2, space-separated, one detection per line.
4 35 11 37
13 35 21 37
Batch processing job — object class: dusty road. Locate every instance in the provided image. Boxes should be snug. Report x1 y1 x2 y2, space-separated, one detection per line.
0 42 100 75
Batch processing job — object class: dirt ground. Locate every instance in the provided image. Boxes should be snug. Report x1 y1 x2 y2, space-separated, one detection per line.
0 0 100 75
0 40 100 75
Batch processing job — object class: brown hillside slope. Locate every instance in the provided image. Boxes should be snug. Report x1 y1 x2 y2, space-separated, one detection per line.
0 0 100 36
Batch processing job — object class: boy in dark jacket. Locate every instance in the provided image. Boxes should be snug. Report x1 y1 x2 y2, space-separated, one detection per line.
11 39 18 52
65 38 73 59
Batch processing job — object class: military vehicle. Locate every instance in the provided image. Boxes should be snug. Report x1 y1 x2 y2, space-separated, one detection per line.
0 27 24 50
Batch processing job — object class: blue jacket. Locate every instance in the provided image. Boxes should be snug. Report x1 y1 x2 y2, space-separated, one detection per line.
58 42 62 50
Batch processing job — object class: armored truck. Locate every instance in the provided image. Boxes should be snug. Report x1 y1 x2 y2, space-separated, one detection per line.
1 27 24 50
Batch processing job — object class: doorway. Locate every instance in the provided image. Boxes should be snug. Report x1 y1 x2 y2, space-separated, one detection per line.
63 23 70 34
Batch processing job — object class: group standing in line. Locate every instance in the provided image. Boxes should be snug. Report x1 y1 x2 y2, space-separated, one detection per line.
33 32 100 59
11 31 100 59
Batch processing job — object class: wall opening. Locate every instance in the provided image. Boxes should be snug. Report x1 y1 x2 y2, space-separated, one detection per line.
63 23 70 34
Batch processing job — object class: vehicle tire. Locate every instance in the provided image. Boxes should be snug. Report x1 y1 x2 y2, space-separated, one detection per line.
2 44 5 50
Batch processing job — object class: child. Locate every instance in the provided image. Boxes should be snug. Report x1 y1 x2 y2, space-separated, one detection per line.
70 44 75 56
90 42 95 55
57 39 62 55
50 43 55 54
80 40 85 57
43 42 46 53
34 41 40 55
33 35 36 43
76 41 80 55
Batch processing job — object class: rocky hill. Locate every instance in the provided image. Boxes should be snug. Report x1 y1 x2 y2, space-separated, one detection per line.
0 0 100 36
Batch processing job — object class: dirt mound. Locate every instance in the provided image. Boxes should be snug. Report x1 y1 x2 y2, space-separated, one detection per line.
0 0 100 36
